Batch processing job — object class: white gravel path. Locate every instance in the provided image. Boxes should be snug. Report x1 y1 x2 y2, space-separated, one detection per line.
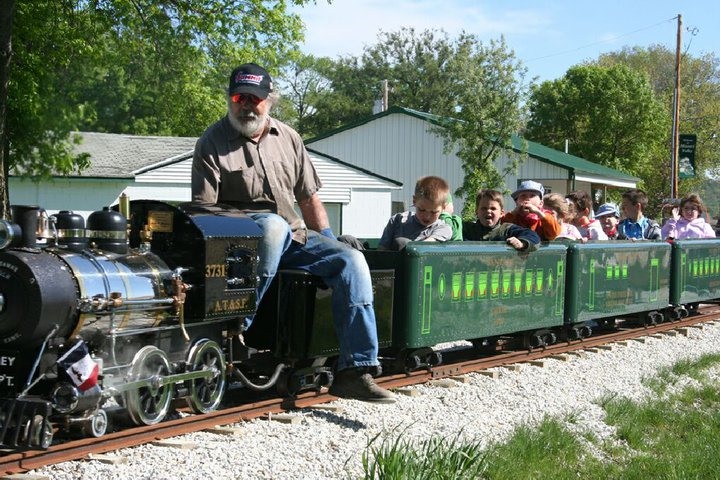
29 322 720 480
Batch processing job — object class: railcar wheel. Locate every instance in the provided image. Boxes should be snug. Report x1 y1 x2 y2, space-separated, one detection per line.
186 340 227 414
82 409 108 438
124 346 173 426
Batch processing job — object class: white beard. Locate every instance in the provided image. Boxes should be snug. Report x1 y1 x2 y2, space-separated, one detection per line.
228 109 268 138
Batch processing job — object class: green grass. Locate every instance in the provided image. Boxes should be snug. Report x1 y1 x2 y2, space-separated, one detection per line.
359 432 489 480
644 352 720 393
360 353 720 479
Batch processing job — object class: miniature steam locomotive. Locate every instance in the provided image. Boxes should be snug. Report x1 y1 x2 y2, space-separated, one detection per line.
0 200 262 448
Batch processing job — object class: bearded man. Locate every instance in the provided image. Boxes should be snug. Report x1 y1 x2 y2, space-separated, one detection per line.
191 64 395 404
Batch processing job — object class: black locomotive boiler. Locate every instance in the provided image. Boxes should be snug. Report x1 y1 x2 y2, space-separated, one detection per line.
0 200 262 448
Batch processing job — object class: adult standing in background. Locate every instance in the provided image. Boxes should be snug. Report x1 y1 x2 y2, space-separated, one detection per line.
192 63 395 403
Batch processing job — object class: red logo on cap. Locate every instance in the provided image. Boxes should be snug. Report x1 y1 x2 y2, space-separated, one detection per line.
236 73 263 85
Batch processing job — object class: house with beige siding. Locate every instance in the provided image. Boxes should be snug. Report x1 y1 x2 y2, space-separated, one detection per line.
306 106 638 214
9 132 401 237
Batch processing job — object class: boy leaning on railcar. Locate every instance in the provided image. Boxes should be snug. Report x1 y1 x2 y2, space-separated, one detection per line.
463 189 540 252
501 180 561 241
377 176 453 251
618 189 661 240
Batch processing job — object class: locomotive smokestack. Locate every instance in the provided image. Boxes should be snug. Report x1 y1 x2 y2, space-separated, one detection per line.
10 205 41 248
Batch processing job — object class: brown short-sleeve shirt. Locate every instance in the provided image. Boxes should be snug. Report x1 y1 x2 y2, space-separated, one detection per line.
191 116 322 243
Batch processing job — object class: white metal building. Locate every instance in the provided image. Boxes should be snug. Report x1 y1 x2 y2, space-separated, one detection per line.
306 106 638 213
9 132 401 237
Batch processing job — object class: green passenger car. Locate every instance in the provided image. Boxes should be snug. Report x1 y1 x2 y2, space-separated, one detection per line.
670 239 720 309
565 241 671 325
393 242 568 348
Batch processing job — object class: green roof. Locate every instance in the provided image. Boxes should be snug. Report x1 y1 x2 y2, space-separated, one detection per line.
512 135 638 182
306 106 638 183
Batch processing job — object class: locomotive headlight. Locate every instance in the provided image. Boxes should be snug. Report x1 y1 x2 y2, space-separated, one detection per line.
51 382 80 414
0 220 21 250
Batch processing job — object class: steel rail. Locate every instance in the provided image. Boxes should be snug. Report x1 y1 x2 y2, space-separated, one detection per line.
2 308 719 475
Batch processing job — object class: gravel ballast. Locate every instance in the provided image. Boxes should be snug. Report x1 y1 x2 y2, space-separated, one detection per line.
29 323 720 480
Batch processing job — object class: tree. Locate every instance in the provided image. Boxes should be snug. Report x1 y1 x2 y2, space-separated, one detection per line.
274 54 335 133
280 28 515 138
524 64 669 211
276 29 530 217
0 0 15 218
1 0 311 218
595 45 720 200
435 36 529 218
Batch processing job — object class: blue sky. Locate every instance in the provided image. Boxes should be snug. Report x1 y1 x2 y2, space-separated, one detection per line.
292 0 717 83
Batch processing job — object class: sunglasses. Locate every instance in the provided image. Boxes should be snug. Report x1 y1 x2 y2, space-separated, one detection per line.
230 93 263 106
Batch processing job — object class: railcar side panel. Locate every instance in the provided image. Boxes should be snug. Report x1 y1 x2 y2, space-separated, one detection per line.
670 239 720 305
394 242 568 348
565 241 671 323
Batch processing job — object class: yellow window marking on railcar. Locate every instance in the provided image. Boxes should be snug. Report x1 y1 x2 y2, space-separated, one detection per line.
589 259 596 311
465 272 475 301
649 258 659 302
681 253 687 292
555 260 565 316
513 268 522 297
477 271 488 299
502 269 511 297
452 272 462 301
491 270 500 298
421 266 433 334
525 270 533 296
438 273 446 300
535 269 544 296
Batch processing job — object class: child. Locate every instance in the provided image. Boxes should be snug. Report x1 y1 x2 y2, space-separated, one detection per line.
463 189 540 251
542 193 583 240
565 190 608 240
661 193 716 240
618 189 661 240
378 176 453 251
439 194 463 241
501 180 560 241
595 202 621 239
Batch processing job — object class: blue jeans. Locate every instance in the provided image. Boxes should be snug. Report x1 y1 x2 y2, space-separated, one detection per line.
246 213 293 327
246 214 379 370
280 231 379 370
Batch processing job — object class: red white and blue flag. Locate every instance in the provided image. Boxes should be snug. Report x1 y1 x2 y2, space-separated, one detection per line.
57 340 99 391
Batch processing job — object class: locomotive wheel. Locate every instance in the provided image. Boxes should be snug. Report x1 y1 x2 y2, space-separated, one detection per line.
124 346 173 426
186 340 227 414
82 409 108 438
27 415 53 449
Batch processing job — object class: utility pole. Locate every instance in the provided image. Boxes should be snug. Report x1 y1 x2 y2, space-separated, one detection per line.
382 79 389 112
670 14 682 199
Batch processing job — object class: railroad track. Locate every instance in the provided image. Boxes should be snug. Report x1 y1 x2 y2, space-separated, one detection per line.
3 307 720 475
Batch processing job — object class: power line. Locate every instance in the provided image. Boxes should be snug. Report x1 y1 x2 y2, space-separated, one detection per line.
526 16 678 63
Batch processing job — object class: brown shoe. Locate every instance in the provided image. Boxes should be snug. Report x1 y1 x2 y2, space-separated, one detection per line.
329 368 396 404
